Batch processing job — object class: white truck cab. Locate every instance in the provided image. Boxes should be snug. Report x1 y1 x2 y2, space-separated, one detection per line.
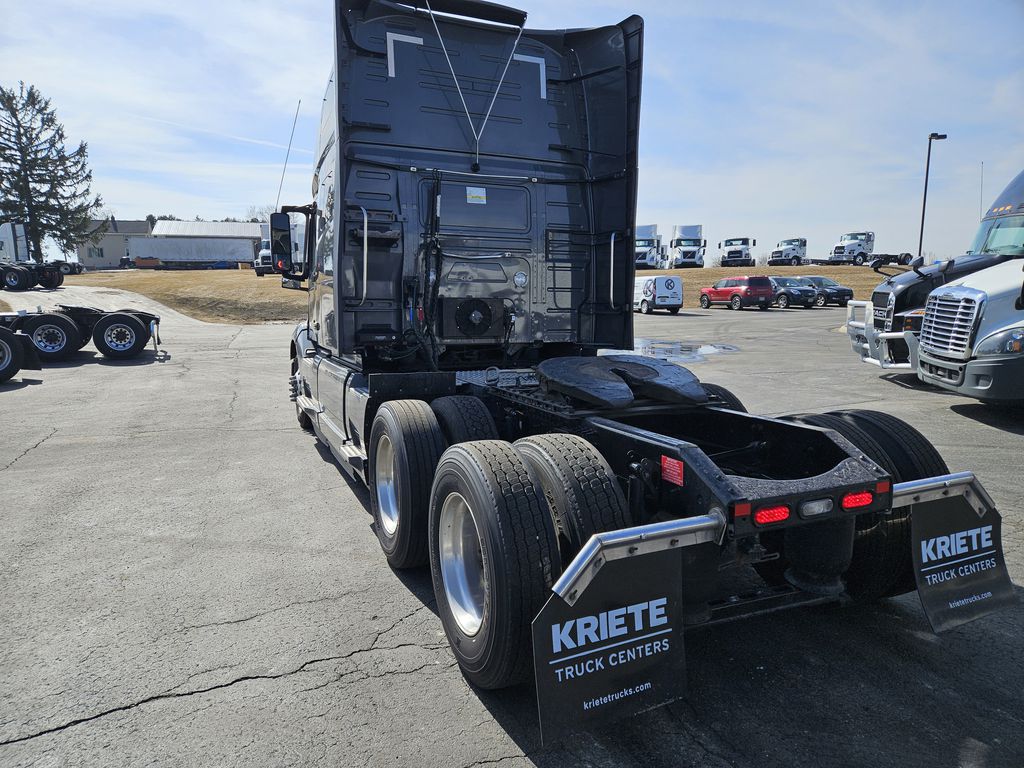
668 224 705 268
831 232 874 264
718 237 755 267
768 238 806 266
634 224 663 270
909 258 1024 404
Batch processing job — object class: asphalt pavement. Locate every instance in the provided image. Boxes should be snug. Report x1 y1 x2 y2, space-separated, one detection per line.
1 287 1022 767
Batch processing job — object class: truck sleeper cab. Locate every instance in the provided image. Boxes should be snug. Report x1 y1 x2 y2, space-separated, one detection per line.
274 0 1012 732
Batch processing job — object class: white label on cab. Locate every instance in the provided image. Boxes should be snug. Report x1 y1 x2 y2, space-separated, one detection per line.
466 187 487 205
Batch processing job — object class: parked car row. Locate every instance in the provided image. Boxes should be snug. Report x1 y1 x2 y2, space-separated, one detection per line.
698 275 854 311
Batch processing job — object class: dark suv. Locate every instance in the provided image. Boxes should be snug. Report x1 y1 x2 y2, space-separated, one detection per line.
798 275 854 307
699 276 774 310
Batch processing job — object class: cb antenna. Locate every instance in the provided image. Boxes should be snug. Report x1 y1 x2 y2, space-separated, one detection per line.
276 99 302 209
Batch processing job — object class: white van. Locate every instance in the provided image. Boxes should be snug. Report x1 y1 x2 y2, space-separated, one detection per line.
634 275 683 314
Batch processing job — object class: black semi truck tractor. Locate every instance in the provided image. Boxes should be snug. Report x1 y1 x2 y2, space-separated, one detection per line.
272 0 1015 739
847 167 1024 368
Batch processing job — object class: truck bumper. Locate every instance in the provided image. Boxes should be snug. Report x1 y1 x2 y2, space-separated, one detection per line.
909 335 1024 402
846 301 911 369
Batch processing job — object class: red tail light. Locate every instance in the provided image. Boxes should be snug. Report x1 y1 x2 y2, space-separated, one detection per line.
754 505 790 525
841 491 873 510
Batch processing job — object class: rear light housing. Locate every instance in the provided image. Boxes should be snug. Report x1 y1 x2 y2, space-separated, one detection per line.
754 505 790 525
799 498 833 518
841 491 873 510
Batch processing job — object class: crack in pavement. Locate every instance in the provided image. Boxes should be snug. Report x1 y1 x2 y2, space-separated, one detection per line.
1 428 57 473
178 591 361 633
1 602 439 747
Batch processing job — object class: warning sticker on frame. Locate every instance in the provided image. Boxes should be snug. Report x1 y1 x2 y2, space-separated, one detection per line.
466 186 487 205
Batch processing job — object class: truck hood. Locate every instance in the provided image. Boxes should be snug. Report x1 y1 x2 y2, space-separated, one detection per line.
940 258 1024 301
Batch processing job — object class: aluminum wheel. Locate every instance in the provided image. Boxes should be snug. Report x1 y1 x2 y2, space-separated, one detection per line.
31 324 67 353
439 491 486 637
104 324 136 351
374 433 399 536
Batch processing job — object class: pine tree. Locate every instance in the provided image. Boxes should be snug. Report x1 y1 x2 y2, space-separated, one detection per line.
0 82 102 262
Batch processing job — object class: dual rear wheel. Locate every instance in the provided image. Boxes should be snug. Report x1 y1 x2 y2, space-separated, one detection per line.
367 396 632 688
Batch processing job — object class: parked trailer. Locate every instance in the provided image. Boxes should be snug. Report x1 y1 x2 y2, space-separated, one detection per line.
270 0 1014 741
0 305 160 364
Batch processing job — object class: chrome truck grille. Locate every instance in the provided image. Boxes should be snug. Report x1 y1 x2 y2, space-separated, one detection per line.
833 246 844 256
919 290 981 360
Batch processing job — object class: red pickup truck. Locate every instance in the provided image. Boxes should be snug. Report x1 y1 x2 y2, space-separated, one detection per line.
699 276 774 310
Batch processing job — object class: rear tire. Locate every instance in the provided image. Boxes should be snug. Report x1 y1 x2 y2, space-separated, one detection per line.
431 395 499 445
668 307 680 314
23 313 81 361
0 328 25 384
369 400 446 569
825 409 949 597
3 267 31 292
514 434 631 566
38 269 61 290
429 441 559 689
730 295 742 311
92 313 149 359
640 300 652 314
701 382 747 412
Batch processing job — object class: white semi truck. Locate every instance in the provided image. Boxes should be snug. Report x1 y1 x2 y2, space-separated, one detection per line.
823 232 912 266
667 224 705 268
634 224 663 269
768 238 806 266
908 259 1024 405
717 237 755 267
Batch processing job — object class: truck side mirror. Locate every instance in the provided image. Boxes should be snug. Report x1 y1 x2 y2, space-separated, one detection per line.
910 256 925 269
270 212 293 273
870 258 883 271
752 239 757 247
702 240 706 248
717 242 721 249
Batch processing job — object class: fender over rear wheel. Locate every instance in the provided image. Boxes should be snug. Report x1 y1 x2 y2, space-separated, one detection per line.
429 440 559 689
369 400 446 568
701 383 747 412
514 433 631 567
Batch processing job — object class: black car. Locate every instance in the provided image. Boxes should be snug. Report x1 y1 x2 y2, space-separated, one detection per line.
798 275 854 307
769 276 818 308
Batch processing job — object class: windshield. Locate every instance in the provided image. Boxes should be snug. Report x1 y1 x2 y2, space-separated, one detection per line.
780 239 803 246
635 239 656 248
773 277 800 287
967 215 1024 255
674 238 701 247
841 233 868 242
724 238 748 246
260 239 271 250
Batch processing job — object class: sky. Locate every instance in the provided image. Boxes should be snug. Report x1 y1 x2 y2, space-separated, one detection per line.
3 0 1023 259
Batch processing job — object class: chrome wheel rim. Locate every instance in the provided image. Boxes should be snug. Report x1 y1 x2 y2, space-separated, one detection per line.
32 325 66 353
439 491 486 637
375 434 399 536
816 295 827 307
104 324 136 351
4 273 17 287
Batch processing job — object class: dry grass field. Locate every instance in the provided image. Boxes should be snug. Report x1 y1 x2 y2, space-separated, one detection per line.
60 264 903 324
65 269 307 324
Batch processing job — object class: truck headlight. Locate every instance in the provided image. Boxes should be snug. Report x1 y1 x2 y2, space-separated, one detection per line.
976 327 1024 357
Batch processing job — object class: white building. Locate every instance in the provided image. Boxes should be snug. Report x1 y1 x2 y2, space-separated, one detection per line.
76 218 154 269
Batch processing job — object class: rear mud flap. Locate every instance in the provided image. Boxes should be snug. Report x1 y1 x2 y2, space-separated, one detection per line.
895 473 1017 633
531 513 723 744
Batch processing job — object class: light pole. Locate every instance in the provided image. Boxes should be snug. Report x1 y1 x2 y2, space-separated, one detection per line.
917 132 947 260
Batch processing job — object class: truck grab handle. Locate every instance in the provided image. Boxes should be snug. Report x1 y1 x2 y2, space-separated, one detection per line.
609 232 617 311
358 206 368 306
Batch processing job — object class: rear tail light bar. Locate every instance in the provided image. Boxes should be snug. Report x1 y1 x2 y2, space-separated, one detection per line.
841 491 874 510
753 505 790 525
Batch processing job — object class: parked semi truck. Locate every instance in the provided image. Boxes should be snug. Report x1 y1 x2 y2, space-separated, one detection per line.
768 238 806 266
271 0 1013 740
821 231 911 266
909 259 1024 404
634 224 663 269
717 237 755 267
667 225 705 268
847 168 1024 368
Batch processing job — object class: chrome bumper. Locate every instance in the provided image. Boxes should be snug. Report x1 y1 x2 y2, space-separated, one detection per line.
846 300 911 369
